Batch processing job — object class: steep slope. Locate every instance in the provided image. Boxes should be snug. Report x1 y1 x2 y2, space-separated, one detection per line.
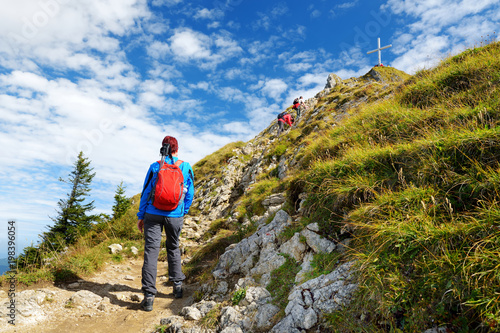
164 42 500 333
154 66 413 332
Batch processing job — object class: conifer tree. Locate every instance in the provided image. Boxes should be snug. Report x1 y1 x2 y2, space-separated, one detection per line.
45 151 96 246
112 181 131 220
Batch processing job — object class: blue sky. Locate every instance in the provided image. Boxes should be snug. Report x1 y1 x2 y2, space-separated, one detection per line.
0 0 499 258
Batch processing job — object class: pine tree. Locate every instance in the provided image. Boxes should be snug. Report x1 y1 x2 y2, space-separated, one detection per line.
112 181 131 220
45 151 96 247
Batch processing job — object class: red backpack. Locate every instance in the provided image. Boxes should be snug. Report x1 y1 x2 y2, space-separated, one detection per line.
152 160 184 211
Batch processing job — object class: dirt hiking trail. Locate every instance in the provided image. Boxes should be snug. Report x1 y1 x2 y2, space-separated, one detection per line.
2 259 196 333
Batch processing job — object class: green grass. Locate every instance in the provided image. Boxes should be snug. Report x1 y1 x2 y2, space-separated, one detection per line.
193 141 246 184
266 254 301 312
1 196 145 287
199 303 223 329
304 252 342 281
290 41 500 331
231 287 247 305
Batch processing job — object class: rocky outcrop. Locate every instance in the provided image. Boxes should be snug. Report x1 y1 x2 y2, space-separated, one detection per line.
159 207 358 333
272 261 357 332
0 290 52 325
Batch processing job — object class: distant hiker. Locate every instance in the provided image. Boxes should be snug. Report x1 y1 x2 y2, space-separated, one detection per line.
137 135 195 311
298 96 305 118
277 111 295 136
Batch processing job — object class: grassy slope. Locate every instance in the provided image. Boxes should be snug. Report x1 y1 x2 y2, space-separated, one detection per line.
192 43 500 331
297 42 500 331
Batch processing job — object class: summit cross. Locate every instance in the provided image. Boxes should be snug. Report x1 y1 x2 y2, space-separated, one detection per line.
367 37 392 66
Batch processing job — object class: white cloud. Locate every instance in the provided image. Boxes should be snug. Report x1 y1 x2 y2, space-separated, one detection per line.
147 40 170 59
253 3 289 31
391 34 450 72
189 81 210 91
310 10 322 18
222 121 255 135
169 29 212 60
167 28 242 69
152 0 183 6
281 51 318 73
0 0 150 72
194 8 224 20
261 79 288 101
336 1 359 10
207 21 221 29
383 0 499 73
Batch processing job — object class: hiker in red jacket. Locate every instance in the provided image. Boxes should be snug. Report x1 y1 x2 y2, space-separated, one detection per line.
277 112 295 136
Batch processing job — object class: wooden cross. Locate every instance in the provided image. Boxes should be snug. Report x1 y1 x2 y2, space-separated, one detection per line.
367 37 392 66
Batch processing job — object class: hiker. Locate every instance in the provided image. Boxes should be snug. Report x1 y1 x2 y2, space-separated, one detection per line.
297 96 305 118
277 111 295 136
137 135 195 311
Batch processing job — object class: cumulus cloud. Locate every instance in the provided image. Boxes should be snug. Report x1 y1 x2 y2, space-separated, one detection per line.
384 0 499 73
169 29 212 59
261 79 288 101
253 3 289 31
166 28 243 69
0 0 150 72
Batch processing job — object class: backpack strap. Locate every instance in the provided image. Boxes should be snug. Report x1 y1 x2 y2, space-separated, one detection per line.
141 170 154 200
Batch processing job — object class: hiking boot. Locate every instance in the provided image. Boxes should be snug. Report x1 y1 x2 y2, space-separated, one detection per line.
173 284 183 299
140 294 154 311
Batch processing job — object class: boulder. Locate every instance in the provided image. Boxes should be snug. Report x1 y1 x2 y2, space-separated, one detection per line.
68 290 102 308
324 73 343 90
108 244 122 254
279 233 307 262
271 262 358 332
180 306 202 321
262 193 286 207
301 229 336 253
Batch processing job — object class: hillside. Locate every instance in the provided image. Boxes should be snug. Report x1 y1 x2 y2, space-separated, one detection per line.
2 41 500 333
177 42 500 332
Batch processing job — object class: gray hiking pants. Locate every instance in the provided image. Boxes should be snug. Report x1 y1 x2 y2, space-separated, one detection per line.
277 120 284 136
141 213 185 295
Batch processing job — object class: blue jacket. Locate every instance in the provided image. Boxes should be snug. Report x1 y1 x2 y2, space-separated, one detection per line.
137 156 194 219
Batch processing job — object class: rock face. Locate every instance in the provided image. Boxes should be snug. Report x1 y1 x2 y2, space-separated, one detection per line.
212 210 291 281
325 73 343 90
164 209 358 333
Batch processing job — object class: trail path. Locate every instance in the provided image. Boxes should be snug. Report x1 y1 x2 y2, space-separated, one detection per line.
1 259 195 333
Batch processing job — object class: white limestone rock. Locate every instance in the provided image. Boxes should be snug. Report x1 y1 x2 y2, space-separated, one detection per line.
108 243 123 254
180 306 202 321
301 228 336 253
279 233 307 262
68 290 103 308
